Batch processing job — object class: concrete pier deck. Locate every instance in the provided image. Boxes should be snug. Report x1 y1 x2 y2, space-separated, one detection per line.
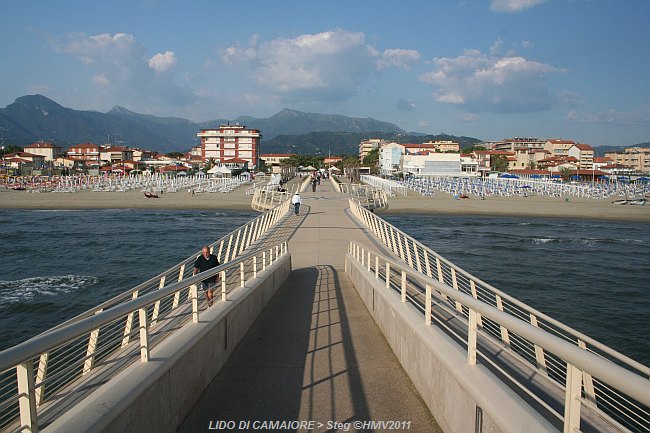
177 180 442 432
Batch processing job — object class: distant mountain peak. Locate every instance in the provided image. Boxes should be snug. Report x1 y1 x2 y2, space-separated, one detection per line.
14 94 63 109
109 105 136 115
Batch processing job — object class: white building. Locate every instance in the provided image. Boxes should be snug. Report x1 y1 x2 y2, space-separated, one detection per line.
379 142 404 174
402 153 461 177
197 123 261 168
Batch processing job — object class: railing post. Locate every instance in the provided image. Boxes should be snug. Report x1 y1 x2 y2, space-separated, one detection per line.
263 251 267 271
405 237 413 268
253 256 257 278
231 230 242 261
82 308 104 375
34 353 48 407
578 340 597 404
221 271 227 302
16 361 38 433
190 284 199 323
469 280 483 327
450 268 463 312
122 291 139 346
425 284 432 326
240 262 245 287
217 240 224 264
401 270 407 303
563 363 582 433
530 314 548 374
367 251 371 272
224 234 233 264
468 309 478 366
495 295 511 346
172 265 185 309
375 256 379 279
138 307 150 362
151 275 166 326
386 263 391 289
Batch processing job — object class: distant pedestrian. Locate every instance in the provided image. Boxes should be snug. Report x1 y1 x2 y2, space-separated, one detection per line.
291 192 302 215
311 177 317 192
193 246 220 306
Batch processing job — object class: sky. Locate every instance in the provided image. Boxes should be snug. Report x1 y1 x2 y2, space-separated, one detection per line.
1 0 649 147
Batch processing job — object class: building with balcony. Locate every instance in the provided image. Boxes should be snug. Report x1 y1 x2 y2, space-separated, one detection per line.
67 143 100 165
24 141 64 162
544 139 576 156
197 123 261 169
604 147 650 174
359 138 385 160
568 143 594 170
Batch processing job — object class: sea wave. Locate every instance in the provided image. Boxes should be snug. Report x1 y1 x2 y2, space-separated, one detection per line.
0 275 99 306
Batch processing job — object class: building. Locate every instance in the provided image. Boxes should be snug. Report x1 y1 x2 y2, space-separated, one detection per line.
544 139 576 157
260 154 295 166
494 137 549 152
3 152 46 166
66 143 100 165
567 143 594 170
604 147 650 174
380 142 405 175
24 141 64 162
197 123 261 169
402 153 461 177
99 146 134 165
359 138 385 160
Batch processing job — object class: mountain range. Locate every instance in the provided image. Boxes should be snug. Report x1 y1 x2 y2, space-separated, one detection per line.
0 95 406 154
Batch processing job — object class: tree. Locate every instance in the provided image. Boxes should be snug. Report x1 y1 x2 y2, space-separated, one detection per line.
527 161 537 170
166 151 184 159
362 148 379 167
461 145 486 154
490 155 509 173
559 166 573 181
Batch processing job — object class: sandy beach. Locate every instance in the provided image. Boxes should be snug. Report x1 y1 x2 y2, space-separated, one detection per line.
1 182 649 222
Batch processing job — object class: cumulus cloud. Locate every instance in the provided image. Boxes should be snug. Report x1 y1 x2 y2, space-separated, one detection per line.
378 49 421 70
565 107 650 126
148 51 178 73
490 0 548 13
419 45 564 113
396 98 416 111
221 29 419 102
52 32 197 108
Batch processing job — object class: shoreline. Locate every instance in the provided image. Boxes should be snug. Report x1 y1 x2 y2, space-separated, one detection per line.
1 188 649 222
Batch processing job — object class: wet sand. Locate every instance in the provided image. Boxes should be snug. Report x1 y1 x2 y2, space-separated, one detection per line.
1 184 648 222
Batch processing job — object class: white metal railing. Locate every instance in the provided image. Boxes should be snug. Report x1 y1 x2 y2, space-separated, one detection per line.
340 183 389 211
0 201 292 433
360 175 408 196
348 200 650 433
250 183 298 212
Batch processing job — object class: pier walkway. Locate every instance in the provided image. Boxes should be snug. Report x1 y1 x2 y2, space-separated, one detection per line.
177 180 442 432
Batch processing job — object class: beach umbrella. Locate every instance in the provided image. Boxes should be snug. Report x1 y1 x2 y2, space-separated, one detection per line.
570 175 581 180
530 174 541 178
551 174 561 179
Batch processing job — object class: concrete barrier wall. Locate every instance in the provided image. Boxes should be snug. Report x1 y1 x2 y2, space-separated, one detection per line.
345 255 556 433
45 254 292 433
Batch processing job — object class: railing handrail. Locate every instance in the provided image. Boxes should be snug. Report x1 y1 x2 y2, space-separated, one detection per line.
347 240 650 408
0 241 288 373
348 198 650 377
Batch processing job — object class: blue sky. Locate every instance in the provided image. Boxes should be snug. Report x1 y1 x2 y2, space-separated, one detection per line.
1 0 648 146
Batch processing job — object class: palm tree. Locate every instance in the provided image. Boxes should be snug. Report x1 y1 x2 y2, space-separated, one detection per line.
559 166 573 181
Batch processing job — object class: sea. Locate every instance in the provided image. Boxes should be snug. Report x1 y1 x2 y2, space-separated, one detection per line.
0 209 648 367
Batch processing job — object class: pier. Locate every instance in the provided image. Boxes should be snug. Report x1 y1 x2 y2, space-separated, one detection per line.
0 177 649 433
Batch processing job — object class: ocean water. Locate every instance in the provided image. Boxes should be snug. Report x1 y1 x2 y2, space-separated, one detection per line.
384 214 650 367
0 209 257 350
0 209 648 368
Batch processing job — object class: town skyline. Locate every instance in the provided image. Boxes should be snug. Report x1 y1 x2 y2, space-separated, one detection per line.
1 0 649 148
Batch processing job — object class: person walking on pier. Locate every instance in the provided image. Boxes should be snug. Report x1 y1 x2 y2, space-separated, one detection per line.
291 192 302 215
193 246 220 306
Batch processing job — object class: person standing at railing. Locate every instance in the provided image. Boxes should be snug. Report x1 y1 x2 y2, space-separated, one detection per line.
193 246 220 307
291 192 302 215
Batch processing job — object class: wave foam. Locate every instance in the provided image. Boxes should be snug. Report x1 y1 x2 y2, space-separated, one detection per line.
0 275 98 305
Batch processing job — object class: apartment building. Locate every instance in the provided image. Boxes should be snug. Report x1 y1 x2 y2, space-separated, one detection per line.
67 142 100 164
604 147 650 174
567 143 594 170
24 141 64 161
197 123 261 168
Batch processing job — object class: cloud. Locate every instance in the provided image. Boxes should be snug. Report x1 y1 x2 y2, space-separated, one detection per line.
396 98 416 111
378 49 421 70
419 45 564 113
460 113 480 122
221 29 419 103
52 32 197 109
565 107 650 126
490 0 548 13
148 51 178 73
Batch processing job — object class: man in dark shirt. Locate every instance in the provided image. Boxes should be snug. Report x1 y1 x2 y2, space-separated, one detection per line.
193 245 220 306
